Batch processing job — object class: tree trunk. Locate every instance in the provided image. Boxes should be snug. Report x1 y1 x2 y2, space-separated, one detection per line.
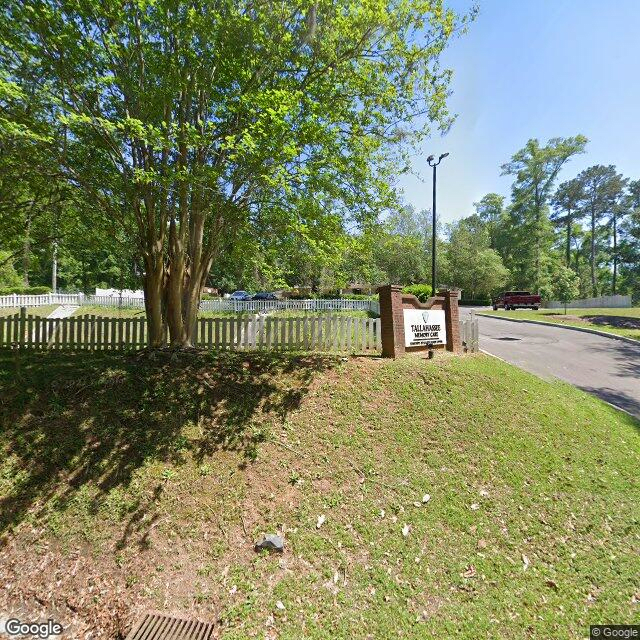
23 214 31 287
612 211 617 295
81 258 88 294
143 252 166 348
590 205 597 297
565 214 571 267
142 218 214 349
534 197 541 295
51 240 58 293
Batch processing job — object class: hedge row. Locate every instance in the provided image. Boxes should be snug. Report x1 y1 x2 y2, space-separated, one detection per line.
0 285 53 296
402 284 433 302
286 293 375 300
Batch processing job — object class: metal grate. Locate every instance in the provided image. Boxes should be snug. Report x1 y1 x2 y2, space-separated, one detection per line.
125 612 215 640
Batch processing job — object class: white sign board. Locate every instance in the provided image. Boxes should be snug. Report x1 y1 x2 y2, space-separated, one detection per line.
403 309 446 347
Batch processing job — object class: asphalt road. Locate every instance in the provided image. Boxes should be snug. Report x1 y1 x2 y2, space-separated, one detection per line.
460 308 640 420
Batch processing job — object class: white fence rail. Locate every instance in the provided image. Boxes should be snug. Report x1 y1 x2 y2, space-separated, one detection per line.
544 294 631 309
0 293 83 307
0 293 379 314
0 311 381 353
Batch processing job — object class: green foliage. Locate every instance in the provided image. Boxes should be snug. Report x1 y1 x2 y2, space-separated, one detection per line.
473 193 505 249
376 232 428 285
402 284 432 302
550 178 585 267
552 265 580 312
336 293 375 300
341 205 448 289
574 165 628 297
620 179 640 302
499 136 587 292
446 215 509 298
0 285 51 295
0 252 22 288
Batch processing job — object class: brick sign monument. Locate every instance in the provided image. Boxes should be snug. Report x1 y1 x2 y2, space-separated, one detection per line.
378 284 462 358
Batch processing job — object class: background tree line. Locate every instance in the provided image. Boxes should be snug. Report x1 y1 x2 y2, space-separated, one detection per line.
481 136 639 302
341 135 639 303
2 132 638 304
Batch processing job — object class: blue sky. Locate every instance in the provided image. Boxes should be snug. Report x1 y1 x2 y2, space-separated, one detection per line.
396 0 640 223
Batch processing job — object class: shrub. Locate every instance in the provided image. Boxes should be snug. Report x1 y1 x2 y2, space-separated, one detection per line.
338 293 375 300
28 286 53 295
287 293 316 300
0 251 23 289
0 285 53 296
402 284 433 302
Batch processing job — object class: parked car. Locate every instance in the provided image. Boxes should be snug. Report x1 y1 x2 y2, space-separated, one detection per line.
229 290 252 301
492 291 541 311
252 292 278 301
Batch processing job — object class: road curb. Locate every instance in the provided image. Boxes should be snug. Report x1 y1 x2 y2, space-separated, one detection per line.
476 313 640 347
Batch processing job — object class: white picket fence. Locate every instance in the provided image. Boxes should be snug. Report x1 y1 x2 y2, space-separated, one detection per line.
0 293 83 307
460 315 480 353
544 294 632 309
0 311 382 352
0 310 479 354
0 293 379 314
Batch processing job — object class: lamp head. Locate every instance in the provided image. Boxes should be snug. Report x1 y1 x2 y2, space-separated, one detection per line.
439 152 449 160
426 154 434 163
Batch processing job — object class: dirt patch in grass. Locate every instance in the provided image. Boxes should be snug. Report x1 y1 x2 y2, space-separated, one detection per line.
581 315 640 330
1 351 639 639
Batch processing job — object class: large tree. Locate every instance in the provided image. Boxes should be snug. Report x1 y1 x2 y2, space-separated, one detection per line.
606 177 629 295
473 192 504 249
445 214 508 299
501 136 587 294
551 178 584 268
2 0 473 347
575 165 627 297
620 179 640 302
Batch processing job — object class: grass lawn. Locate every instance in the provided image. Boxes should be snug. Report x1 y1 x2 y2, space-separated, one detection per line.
0 305 58 318
0 351 638 638
479 307 640 341
4 304 376 321
69 306 376 320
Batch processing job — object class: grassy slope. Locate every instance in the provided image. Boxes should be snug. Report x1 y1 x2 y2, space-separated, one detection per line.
479 307 640 341
0 351 638 638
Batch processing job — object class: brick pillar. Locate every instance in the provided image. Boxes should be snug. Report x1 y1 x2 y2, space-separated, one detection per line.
442 289 462 353
378 284 405 358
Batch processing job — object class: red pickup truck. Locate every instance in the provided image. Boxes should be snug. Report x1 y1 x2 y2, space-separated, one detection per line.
492 291 541 311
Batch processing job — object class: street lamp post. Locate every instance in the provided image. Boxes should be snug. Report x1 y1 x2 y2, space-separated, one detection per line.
426 152 449 296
